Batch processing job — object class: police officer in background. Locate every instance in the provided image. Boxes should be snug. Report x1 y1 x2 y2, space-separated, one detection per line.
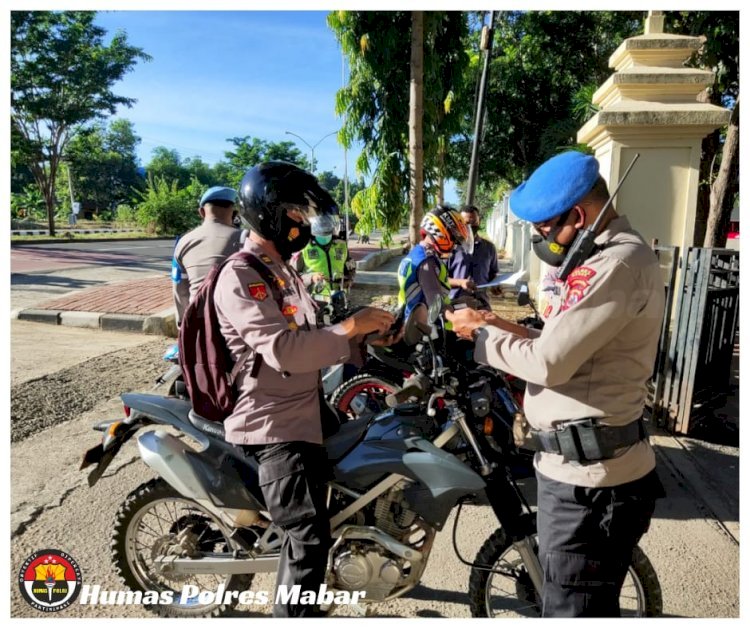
171 186 242 325
448 204 502 311
398 205 474 322
446 151 666 617
213 162 398 618
293 213 355 300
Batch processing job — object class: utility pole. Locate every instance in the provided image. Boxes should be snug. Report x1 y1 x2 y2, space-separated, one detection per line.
466 11 496 206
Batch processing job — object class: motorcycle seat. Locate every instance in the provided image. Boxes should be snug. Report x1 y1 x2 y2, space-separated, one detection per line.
188 410 226 440
324 416 371 462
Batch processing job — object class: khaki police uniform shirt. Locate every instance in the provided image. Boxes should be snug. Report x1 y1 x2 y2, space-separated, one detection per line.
172 220 242 324
214 239 354 446
474 216 665 487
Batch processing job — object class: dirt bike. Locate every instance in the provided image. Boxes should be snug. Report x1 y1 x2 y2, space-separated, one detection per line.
81 301 662 618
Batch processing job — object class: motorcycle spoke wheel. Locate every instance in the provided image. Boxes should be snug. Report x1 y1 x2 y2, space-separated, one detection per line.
112 479 254 617
330 374 399 420
469 528 662 618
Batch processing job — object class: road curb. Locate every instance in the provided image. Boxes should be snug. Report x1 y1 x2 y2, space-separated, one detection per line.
14 308 177 338
356 247 404 271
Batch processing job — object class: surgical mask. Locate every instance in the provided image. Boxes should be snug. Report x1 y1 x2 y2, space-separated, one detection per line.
277 213 311 260
315 234 333 246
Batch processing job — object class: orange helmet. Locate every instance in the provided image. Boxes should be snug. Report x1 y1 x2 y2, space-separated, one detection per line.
420 205 474 255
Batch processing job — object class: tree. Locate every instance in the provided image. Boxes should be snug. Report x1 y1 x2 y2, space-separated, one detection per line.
146 147 189 187
448 11 642 188
328 11 469 243
134 174 202 236
64 118 142 213
222 137 308 188
11 11 150 235
408 11 425 245
665 11 739 246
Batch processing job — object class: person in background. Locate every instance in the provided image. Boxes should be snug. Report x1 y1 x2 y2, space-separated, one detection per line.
448 204 503 311
171 186 241 325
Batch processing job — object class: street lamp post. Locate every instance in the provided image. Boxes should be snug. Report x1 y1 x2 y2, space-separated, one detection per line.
284 130 338 176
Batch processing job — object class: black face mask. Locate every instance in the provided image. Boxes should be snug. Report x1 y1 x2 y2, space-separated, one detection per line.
276 213 311 260
470 225 480 236
531 208 575 267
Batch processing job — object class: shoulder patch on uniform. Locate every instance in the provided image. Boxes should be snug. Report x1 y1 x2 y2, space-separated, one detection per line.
563 266 597 310
248 282 268 301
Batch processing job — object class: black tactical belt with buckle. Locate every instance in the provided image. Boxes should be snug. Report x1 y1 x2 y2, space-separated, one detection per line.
527 417 647 462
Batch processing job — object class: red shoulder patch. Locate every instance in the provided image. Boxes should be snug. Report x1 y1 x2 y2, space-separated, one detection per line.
248 282 268 301
562 266 597 310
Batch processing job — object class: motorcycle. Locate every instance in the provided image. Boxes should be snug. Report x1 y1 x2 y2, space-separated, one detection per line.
80 300 662 618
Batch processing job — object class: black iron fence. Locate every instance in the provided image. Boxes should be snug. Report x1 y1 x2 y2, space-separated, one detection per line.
648 247 740 434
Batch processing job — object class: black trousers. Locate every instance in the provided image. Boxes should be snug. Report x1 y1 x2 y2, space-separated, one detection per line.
244 441 332 618
536 468 664 617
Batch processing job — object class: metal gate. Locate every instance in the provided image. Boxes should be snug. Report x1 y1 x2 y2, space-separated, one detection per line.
649 248 740 434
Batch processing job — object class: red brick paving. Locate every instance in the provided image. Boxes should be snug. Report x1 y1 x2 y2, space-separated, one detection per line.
37 276 172 315
30 243 386 316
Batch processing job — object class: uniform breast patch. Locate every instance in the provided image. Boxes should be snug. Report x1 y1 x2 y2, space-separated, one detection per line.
248 282 268 301
563 266 597 310
282 305 298 317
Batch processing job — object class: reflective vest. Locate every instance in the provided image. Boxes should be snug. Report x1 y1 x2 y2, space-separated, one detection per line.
301 239 348 297
397 243 451 319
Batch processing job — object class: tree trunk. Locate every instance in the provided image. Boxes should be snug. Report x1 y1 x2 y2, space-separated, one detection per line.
408 11 424 246
704 98 739 248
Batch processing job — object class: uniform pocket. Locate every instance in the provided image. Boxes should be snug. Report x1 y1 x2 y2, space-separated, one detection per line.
545 550 619 587
257 452 319 528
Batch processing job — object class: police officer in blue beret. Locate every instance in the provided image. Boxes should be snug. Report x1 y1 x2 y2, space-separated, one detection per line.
172 186 243 325
448 151 665 617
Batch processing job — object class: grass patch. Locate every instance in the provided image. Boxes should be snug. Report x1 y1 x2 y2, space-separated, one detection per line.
11 231 170 244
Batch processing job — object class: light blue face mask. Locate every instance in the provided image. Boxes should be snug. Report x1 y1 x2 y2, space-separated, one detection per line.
315 235 333 246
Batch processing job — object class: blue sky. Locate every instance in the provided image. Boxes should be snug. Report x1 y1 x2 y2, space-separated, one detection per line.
93 10 461 203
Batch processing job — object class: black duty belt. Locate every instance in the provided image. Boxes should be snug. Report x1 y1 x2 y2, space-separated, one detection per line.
527 417 647 462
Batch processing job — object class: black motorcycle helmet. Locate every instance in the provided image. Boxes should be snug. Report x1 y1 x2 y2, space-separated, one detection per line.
238 161 339 241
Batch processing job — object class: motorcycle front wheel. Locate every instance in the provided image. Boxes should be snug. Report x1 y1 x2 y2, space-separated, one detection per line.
329 373 400 420
468 527 662 617
111 478 255 618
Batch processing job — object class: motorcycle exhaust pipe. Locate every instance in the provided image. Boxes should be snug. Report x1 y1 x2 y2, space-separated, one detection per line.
153 554 280 576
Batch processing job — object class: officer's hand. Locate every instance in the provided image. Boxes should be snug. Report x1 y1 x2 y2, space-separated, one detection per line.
312 272 327 284
367 326 404 347
445 307 487 341
458 278 476 292
341 307 395 339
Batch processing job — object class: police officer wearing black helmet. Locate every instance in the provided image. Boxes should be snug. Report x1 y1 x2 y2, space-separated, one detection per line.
213 162 399 617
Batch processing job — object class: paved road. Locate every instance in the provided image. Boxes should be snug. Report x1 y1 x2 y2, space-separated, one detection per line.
11 239 176 274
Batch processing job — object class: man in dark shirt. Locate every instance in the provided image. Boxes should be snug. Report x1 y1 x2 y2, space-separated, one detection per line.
448 205 502 311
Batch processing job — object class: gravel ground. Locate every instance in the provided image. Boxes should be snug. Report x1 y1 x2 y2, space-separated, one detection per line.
10 288 526 445
11 339 172 443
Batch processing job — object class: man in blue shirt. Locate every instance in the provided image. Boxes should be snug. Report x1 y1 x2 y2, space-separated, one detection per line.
448 205 502 311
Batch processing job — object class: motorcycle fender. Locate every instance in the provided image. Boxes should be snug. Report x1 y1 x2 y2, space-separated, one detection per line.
137 430 264 514
81 423 142 487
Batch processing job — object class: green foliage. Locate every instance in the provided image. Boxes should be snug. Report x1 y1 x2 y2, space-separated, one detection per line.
64 118 143 212
448 11 642 187
11 10 150 234
328 11 470 240
11 184 47 219
222 137 308 188
115 204 137 224
134 174 200 235
146 147 189 187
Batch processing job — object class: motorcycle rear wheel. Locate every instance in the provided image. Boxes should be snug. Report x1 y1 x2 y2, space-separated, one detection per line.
330 373 400 420
111 478 254 618
468 526 662 617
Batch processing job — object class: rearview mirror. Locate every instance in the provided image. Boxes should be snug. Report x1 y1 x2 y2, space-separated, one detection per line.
403 304 429 346
427 294 443 324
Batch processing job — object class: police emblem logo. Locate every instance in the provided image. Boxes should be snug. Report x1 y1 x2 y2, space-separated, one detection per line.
248 282 268 301
308 249 320 259
287 227 300 241
18 549 82 612
282 305 299 317
563 266 597 310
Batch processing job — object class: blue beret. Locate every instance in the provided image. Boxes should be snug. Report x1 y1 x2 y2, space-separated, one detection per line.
509 151 600 223
200 186 237 206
